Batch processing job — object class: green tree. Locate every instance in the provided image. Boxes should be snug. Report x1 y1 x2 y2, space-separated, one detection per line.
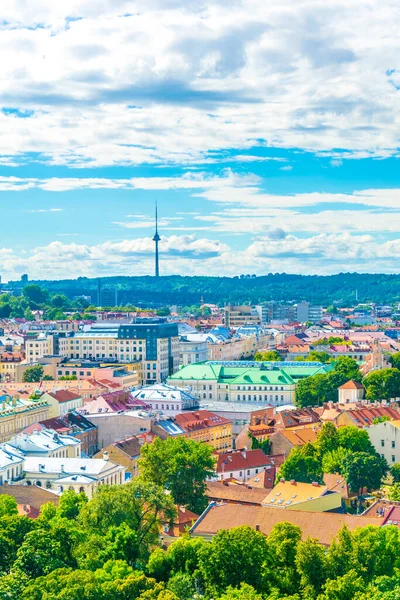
57 490 88 520
23 284 48 305
390 353 400 370
198 525 269 595
156 307 171 317
166 573 195 600
321 569 365 600
79 480 176 560
387 483 400 501
277 445 324 484
363 370 387 401
13 530 71 578
254 350 281 362
216 583 264 600
316 422 339 455
51 294 70 309
322 447 350 475
0 495 18 518
139 437 216 514
391 463 400 483
43 375 54 381
342 452 388 498
307 350 332 364
266 522 302 595
22 365 44 383
295 538 327 595
337 426 376 455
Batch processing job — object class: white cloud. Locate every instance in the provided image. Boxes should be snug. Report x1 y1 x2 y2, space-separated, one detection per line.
0 0 399 166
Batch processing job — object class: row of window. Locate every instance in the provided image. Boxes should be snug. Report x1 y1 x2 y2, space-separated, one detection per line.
381 440 396 448
382 453 397 462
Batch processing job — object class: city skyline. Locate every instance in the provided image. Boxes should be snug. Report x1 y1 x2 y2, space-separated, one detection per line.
1 1 400 281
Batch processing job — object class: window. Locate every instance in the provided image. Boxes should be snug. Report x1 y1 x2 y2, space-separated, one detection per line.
392 441 396 449
381 440 385 447
393 455 396 462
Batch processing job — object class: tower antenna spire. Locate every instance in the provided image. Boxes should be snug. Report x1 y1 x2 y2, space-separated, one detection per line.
153 200 160 277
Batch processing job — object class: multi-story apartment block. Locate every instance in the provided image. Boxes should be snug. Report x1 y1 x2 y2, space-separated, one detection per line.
27 318 179 386
224 305 261 328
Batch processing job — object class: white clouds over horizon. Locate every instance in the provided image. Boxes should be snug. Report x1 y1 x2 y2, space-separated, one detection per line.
0 0 400 166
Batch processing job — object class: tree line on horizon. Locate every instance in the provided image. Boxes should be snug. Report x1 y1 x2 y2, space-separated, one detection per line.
4 272 400 306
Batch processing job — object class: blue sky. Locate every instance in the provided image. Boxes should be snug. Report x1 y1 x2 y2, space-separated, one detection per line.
1 0 400 280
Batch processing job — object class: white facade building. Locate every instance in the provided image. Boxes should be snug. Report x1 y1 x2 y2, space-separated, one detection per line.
131 383 199 417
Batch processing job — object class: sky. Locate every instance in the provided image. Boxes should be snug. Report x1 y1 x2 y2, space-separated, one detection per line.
1 0 400 281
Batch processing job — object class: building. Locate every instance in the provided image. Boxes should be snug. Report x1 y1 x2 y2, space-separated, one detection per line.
168 360 330 406
323 473 357 510
338 380 366 404
269 427 319 456
39 411 98 457
6 428 81 458
179 337 209 366
56 319 179 385
206 480 271 506
0 485 59 517
55 362 141 388
223 305 261 328
22 456 125 498
84 411 152 448
175 410 232 452
295 302 323 324
367 420 400 465
262 479 342 512
131 383 199 417
80 390 150 415
0 445 25 484
335 405 400 428
0 395 50 443
189 503 384 545
213 449 271 481
200 401 273 436
94 436 142 477
41 390 83 418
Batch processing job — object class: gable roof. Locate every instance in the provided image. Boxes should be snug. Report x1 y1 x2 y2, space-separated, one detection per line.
339 380 365 390
48 390 82 404
112 436 142 458
216 449 270 473
0 485 59 509
190 503 384 546
206 481 269 505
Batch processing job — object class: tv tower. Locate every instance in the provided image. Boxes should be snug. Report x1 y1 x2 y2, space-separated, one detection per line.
153 201 160 277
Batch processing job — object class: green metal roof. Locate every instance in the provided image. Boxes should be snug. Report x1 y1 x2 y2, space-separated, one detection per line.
169 362 330 385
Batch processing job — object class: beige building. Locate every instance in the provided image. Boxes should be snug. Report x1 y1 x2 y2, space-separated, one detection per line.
94 436 142 477
40 390 83 419
224 306 261 328
262 479 341 512
0 396 50 443
85 412 152 448
22 456 125 499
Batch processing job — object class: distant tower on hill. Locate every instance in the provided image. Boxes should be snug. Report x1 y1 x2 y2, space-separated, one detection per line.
153 202 160 277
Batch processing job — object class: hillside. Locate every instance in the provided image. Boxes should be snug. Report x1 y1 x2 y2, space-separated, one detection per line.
15 273 400 306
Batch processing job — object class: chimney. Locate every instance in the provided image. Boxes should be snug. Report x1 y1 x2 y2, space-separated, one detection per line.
290 479 296 485
311 481 320 487
60 464 65 472
280 478 285 483
103 451 109 461
255 524 260 532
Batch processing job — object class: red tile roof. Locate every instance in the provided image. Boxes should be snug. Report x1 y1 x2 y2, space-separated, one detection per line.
175 410 231 432
346 406 400 427
216 449 270 472
339 379 365 390
48 390 82 404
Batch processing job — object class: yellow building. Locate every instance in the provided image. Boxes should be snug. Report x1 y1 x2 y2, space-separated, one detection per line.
175 410 233 453
0 395 50 443
94 437 142 477
262 479 342 512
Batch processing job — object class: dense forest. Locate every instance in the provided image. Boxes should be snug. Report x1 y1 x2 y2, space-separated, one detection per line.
7 273 400 307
